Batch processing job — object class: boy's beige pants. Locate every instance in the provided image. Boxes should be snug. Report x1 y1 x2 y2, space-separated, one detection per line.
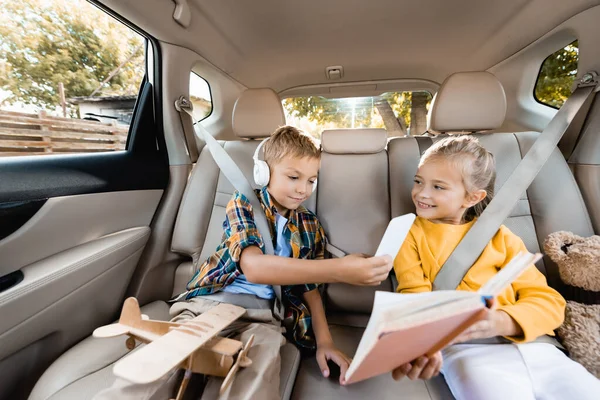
93 297 286 400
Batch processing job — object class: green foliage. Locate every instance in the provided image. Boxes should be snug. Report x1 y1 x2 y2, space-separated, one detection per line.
283 91 431 132
286 42 579 130
381 92 413 127
0 0 144 110
535 41 579 109
283 96 374 127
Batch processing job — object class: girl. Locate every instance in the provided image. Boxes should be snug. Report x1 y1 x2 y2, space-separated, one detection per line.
393 135 600 399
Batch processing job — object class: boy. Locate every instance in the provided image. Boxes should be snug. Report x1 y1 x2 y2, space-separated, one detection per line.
178 125 352 398
96 126 394 400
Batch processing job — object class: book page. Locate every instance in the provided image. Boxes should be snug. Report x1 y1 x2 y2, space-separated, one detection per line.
381 292 481 325
344 292 486 383
375 213 416 257
381 295 484 332
478 252 542 296
345 290 480 379
344 252 542 384
345 292 408 378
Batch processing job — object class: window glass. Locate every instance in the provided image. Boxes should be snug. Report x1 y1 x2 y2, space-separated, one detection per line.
534 41 579 109
189 72 212 121
0 0 145 157
283 91 433 139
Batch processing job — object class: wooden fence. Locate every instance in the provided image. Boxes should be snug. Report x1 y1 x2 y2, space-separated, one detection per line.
0 110 129 157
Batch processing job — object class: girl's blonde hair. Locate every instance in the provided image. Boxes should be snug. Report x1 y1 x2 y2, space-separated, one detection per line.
420 135 496 222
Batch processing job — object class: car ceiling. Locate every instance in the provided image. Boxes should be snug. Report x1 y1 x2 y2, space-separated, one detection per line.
100 0 600 90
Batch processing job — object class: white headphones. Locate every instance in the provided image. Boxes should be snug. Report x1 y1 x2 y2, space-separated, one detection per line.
253 138 318 192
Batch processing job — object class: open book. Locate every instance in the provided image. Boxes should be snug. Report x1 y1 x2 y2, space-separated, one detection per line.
343 251 542 384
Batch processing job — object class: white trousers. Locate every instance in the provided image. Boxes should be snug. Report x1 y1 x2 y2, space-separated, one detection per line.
442 342 600 400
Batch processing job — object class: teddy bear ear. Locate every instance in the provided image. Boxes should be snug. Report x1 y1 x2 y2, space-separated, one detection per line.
544 231 575 262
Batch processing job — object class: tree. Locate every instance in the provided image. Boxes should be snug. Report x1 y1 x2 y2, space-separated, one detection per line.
410 92 429 136
285 42 579 135
374 98 406 135
0 0 144 111
283 96 372 128
283 91 431 137
534 41 579 108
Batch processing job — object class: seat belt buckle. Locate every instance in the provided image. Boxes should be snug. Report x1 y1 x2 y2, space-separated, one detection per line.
326 243 347 259
272 297 285 321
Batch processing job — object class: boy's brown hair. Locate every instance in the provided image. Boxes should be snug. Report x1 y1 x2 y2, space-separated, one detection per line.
263 126 320 166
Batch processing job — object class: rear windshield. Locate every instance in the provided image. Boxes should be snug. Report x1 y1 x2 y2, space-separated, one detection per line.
283 91 433 139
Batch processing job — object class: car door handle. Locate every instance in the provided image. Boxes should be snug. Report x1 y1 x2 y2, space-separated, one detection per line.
0 270 24 293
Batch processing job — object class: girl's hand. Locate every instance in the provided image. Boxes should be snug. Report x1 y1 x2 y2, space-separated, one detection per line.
452 298 522 343
316 342 352 385
392 351 443 381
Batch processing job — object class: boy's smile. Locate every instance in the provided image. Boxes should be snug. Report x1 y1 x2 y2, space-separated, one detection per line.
267 156 320 216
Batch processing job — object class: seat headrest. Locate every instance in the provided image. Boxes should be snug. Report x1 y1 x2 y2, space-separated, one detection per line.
321 129 387 154
232 88 286 139
428 71 506 133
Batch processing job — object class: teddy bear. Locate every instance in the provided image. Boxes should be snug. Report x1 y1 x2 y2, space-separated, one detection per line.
544 231 600 378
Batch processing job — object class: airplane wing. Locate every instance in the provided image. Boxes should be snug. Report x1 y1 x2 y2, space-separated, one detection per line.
93 318 182 343
93 323 130 338
113 303 245 384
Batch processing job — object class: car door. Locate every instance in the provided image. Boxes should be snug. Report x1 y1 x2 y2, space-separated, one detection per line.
0 1 168 398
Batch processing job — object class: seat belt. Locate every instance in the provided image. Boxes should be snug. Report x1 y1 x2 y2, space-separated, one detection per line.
176 98 200 163
433 72 599 291
174 96 285 321
558 72 599 160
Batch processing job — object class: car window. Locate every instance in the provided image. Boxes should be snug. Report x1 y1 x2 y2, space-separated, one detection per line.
0 0 146 157
189 72 212 121
282 91 433 139
534 40 579 109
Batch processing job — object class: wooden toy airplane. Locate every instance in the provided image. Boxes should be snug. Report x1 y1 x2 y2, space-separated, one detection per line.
93 297 254 400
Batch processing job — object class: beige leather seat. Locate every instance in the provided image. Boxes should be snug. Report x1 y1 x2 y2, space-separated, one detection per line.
31 73 595 400
169 87 305 399
29 88 304 400
28 301 173 400
389 72 594 290
290 72 594 399
290 128 453 399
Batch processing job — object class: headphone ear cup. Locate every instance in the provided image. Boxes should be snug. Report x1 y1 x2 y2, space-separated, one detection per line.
253 160 270 187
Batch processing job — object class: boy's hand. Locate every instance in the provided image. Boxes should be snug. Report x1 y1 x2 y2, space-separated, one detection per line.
392 351 443 381
341 254 393 286
316 342 352 385
452 298 522 343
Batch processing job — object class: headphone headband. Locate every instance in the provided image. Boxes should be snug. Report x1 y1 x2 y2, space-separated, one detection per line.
253 137 270 162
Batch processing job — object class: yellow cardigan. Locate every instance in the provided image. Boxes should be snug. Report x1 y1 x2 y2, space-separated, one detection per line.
393 216 566 343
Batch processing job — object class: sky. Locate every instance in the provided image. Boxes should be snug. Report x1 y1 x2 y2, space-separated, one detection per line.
190 72 212 102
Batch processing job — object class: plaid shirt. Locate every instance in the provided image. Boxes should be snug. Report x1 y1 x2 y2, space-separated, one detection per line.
179 186 327 349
